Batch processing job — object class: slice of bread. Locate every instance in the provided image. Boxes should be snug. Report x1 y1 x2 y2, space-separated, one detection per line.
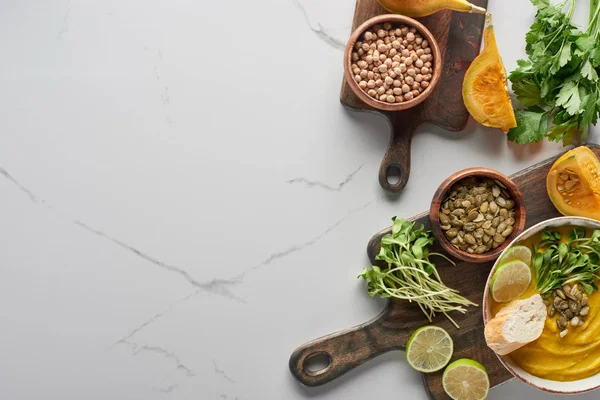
484 293 546 355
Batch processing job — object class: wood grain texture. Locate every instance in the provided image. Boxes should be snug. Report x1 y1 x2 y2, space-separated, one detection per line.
340 0 488 192
289 145 600 399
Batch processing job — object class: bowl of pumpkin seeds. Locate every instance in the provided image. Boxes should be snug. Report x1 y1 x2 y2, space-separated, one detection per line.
430 168 527 263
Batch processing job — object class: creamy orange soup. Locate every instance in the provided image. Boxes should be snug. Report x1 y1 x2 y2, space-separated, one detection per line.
489 226 600 381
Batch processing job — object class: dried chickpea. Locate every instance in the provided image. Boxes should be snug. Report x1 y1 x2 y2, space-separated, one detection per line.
350 23 434 104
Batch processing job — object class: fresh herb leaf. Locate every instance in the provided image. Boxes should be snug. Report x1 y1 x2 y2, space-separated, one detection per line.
533 227 600 296
556 81 581 115
512 77 542 107
507 109 549 143
509 0 600 146
359 217 476 328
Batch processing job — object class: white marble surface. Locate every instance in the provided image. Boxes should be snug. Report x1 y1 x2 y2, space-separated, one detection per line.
1 1 599 399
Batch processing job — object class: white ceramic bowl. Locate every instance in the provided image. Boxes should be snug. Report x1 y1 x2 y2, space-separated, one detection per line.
482 216 600 395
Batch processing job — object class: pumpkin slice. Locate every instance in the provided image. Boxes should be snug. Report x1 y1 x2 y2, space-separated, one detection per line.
462 14 516 133
376 0 486 17
547 146 600 220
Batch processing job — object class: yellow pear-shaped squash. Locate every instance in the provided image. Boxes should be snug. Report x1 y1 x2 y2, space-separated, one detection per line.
376 0 486 17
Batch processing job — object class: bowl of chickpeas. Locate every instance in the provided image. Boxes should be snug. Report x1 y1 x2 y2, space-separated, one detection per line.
344 14 442 111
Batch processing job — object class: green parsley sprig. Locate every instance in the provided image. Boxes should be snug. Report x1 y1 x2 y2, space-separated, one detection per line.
359 217 477 328
508 0 600 145
532 227 600 296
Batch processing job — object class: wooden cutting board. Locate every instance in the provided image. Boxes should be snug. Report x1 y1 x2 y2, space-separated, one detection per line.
341 0 488 193
289 145 600 399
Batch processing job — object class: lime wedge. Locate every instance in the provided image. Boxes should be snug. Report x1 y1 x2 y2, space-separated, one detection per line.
499 245 532 266
490 260 531 303
442 359 489 400
406 326 453 373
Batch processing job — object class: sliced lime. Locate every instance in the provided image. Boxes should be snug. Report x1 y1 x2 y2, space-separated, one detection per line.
499 245 532 266
442 359 489 400
490 260 531 303
406 326 453 373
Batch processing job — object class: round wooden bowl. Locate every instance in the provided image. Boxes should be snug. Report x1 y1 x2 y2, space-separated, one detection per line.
344 14 442 112
429 168 527 264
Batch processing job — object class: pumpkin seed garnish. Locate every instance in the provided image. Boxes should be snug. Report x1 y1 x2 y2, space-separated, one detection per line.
439 178 515 254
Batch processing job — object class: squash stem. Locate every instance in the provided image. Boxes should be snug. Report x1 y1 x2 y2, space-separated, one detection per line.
470 5 487 14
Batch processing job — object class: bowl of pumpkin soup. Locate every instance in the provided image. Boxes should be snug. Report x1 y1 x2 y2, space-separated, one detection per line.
483 216 600 394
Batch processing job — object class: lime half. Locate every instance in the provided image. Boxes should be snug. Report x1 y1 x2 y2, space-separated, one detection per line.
499 245 532 266
406 326 453 373
442 359 489 400
490 260 531 303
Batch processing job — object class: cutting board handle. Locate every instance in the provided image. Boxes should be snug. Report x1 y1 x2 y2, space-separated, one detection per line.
289 306 402 387
378 112 421 192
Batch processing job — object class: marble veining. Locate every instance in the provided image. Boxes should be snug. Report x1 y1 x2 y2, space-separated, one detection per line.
2 1 598 399
120 340 195 377
213 360 235 384
287 164 363 191
293 0 347 50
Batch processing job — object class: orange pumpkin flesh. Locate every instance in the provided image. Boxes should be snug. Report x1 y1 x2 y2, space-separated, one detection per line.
547 147 600 221
462 14 517 133
376 0 486 17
